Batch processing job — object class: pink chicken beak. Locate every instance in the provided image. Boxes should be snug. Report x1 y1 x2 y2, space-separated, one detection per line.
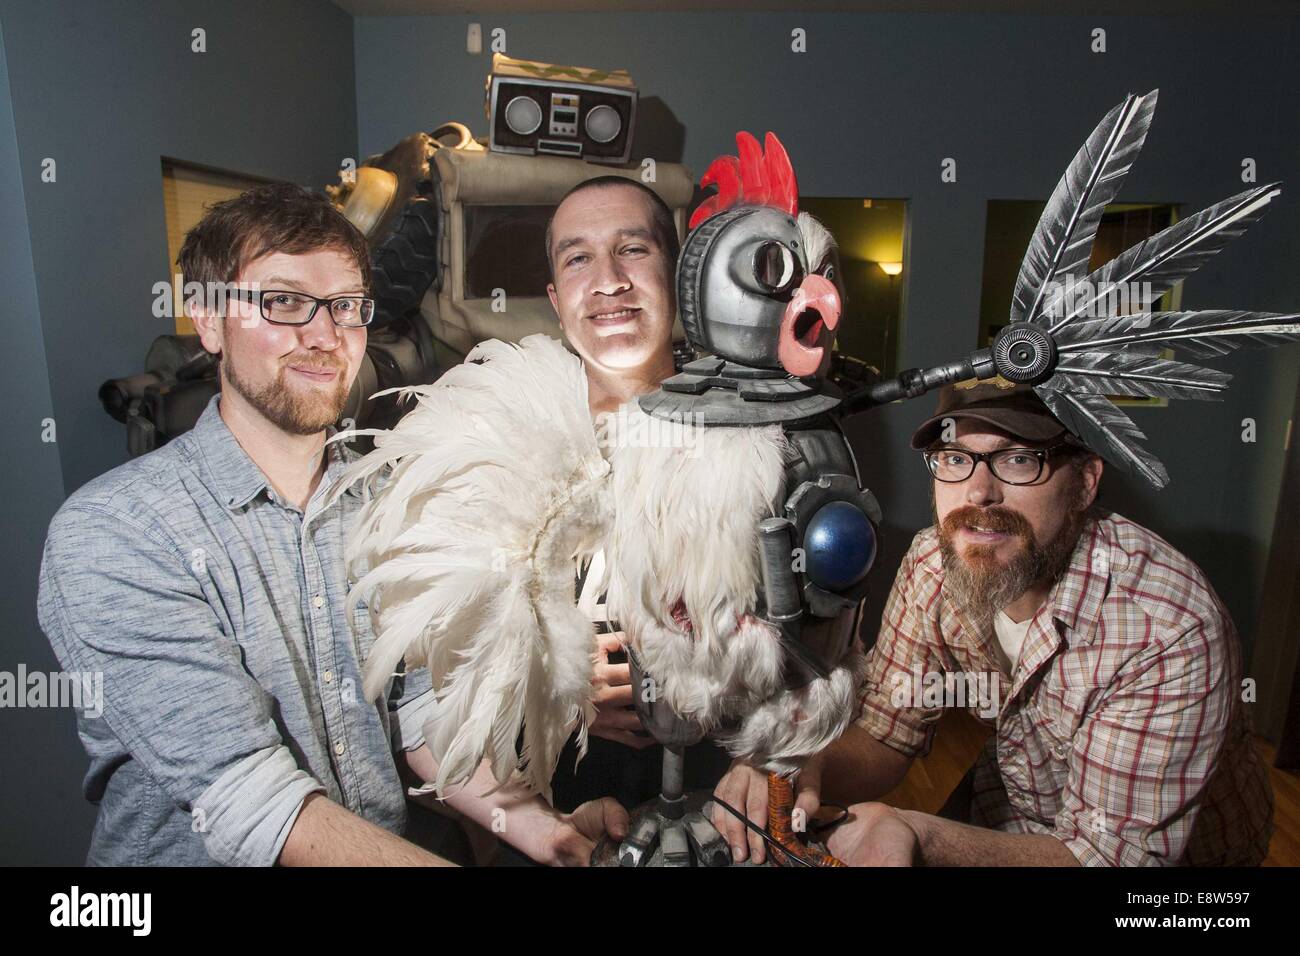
777 273 841 377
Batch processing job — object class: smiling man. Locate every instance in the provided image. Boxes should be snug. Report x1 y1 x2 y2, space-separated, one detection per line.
545 175 678 417
738 379 1274 866
541 176 733 815
37 182 621 866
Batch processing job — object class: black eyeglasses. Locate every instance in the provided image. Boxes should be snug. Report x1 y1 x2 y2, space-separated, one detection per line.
235 289 375 328
923 443 1073 485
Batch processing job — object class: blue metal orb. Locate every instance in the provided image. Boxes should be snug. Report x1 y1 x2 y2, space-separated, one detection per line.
804 501 877 592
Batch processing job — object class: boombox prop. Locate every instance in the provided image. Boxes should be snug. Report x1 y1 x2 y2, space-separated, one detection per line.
486 54 638 165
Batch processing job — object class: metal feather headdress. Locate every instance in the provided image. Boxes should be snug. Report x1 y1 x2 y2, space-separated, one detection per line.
852 89 1300 488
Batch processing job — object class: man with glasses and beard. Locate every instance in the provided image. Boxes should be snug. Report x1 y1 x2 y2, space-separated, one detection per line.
718 379 1273 866
37 183 624 866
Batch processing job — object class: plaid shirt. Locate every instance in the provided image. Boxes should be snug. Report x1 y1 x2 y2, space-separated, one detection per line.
857 511 1273 866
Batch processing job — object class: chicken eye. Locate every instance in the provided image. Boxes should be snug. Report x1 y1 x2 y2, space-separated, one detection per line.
753 241 796 293
821 264 835 282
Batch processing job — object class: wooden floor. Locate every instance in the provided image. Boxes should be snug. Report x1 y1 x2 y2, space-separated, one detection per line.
877 710 1300 866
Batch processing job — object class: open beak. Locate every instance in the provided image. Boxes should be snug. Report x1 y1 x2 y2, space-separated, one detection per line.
777 273 840 377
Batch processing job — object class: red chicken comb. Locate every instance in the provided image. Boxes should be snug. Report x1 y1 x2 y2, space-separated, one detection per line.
688 131 799 231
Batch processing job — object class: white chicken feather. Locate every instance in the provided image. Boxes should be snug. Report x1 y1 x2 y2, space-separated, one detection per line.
603 402 863 776
327 334 608 798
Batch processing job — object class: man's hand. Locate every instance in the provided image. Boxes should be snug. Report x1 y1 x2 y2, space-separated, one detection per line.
590 632 653 749
710 756 823 864
826 802 920 866
540 797 630 866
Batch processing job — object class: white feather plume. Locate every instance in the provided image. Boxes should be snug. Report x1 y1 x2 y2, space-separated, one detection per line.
719 652 865 777
328 334 608 797
797 212 836 273
603 403 861 773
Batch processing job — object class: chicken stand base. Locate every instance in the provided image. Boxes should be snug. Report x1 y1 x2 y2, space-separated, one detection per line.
590 746 737 868
590 653 841 867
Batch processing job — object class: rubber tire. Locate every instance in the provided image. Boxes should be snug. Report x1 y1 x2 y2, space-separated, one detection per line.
353 132 442 330
370 195 440 330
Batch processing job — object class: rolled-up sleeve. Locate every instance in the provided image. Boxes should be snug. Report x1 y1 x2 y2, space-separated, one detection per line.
37 505 325 867
193 746 323 866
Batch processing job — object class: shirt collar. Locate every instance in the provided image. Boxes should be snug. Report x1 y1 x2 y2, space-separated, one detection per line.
189 394 265 509
1046 515 1112 639
192 393 350 512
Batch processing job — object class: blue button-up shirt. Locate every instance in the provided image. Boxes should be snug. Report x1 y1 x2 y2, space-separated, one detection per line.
37 394 436 866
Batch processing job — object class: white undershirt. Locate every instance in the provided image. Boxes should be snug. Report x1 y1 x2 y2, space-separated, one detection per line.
992 610 1033 673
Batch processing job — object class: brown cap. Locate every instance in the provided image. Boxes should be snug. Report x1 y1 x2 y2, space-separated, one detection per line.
910 378 1082 449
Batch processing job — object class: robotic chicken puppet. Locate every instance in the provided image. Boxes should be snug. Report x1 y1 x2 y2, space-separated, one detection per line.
331 92 1300 868
602 131 877 866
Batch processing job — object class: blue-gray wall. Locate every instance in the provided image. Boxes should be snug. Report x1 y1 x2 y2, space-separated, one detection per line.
0 11 81 868
354 10 1300 668
0 0 358 865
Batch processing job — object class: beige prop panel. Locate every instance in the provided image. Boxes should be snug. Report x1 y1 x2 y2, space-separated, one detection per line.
423 147 693 359
340 166 399 239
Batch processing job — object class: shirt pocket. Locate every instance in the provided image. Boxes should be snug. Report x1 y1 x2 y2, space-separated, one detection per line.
1028 691 1090 795
1034 687 1089 751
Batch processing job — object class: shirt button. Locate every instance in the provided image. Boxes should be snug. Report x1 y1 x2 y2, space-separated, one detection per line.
323 670 334 684
334 742 346 757
1053 742 1071 759
313 594 324 609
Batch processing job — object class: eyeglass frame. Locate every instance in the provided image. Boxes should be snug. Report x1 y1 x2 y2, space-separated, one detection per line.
922 442 1078 486
232 288 376 328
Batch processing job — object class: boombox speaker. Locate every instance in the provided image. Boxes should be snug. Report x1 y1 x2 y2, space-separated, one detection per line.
486 54 637 165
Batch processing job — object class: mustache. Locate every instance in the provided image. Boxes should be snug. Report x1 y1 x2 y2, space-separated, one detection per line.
283 354 345 373
940 505 1033 541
